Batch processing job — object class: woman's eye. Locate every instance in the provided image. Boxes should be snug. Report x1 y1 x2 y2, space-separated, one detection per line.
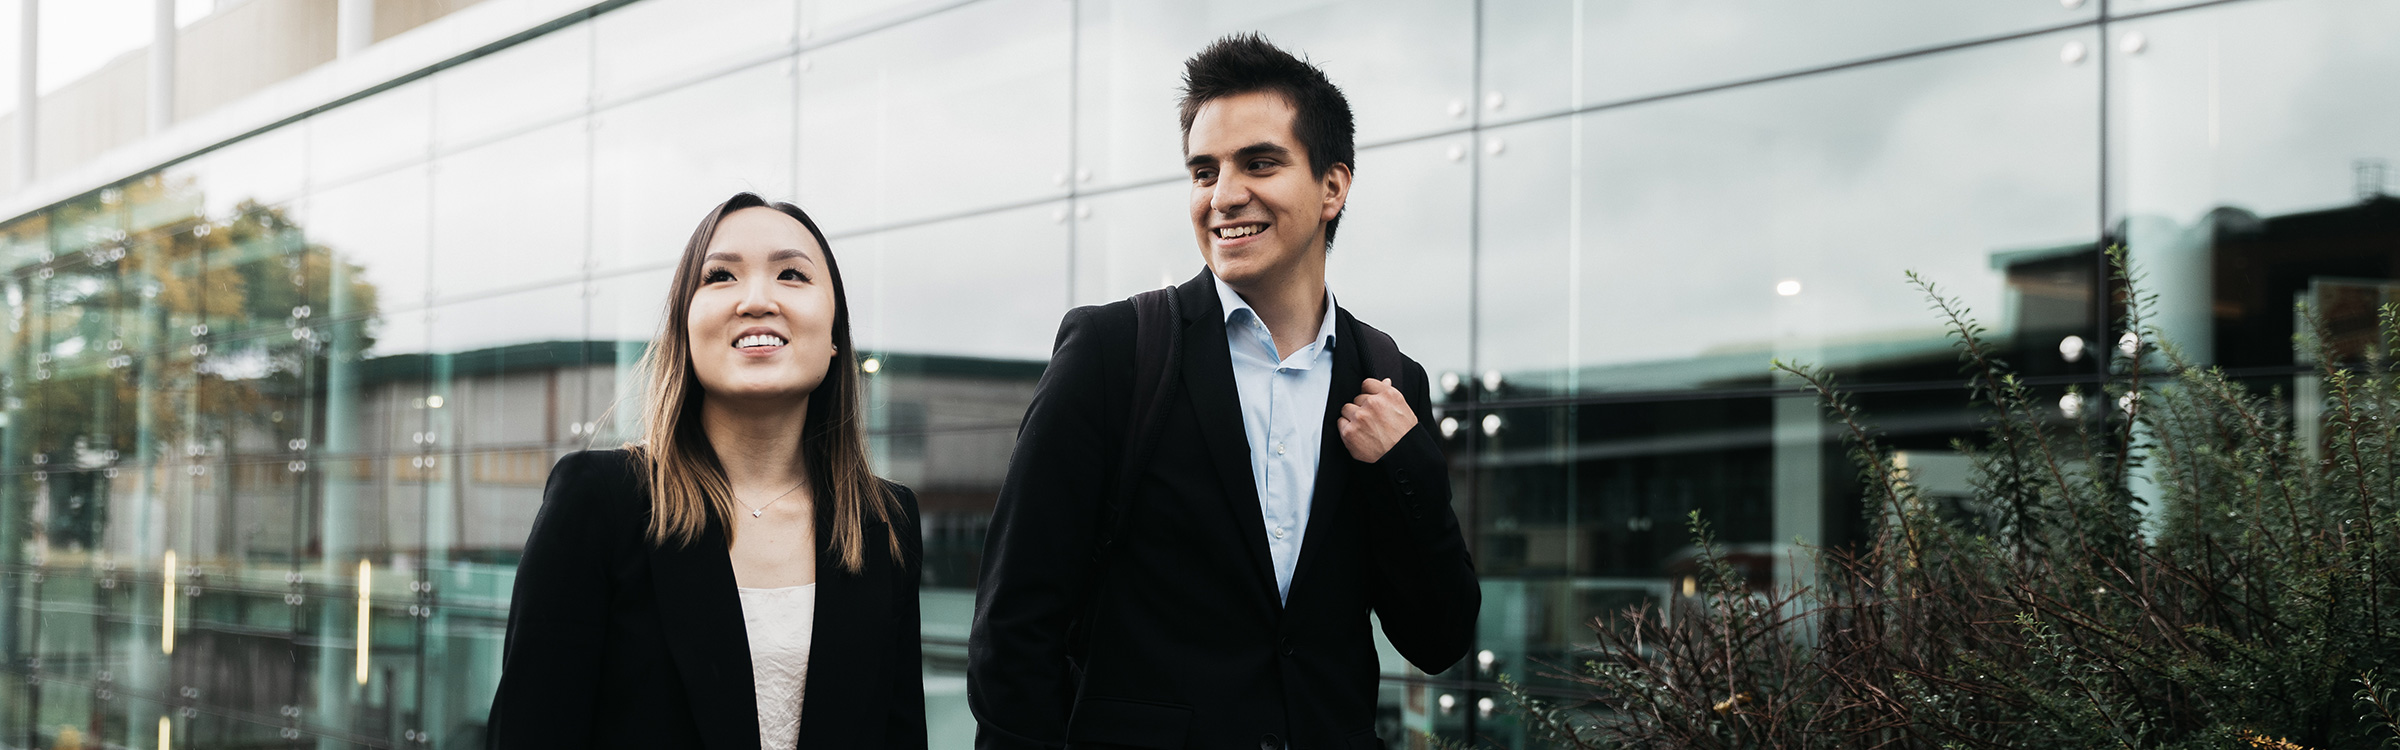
778 268 807 282
703 269 733 283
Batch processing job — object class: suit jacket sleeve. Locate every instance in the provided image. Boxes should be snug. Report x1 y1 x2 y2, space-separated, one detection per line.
887 484 931 748
487 451 615 749
1357 361 1481 674
968 305 1123 749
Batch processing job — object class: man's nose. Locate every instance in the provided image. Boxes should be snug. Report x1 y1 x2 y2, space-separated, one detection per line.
1210 176 1253 215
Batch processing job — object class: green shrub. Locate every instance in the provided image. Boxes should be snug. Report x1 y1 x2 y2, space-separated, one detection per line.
1512 250 2400 749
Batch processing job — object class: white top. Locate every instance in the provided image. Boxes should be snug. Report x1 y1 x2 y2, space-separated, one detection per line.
738 583 816 750
1214 275 1340 604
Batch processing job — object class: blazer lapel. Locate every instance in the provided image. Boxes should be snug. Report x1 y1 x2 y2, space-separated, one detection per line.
649 519 762 750
1176 271 1281 602
1287 309 1362 604
794 511 889 745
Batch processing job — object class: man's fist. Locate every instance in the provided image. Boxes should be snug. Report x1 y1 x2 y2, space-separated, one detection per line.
1337 378 1416 464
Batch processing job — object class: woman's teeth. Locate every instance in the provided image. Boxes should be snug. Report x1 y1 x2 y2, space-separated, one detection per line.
736 334 786 349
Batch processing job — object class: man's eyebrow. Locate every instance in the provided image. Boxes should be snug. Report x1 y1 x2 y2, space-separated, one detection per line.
1232 142 1292 160
1186 142 1294 169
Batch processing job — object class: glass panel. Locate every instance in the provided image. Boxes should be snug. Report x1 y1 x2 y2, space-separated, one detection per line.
587 267 670 444
1552 30 2102 399
797 0 1070 229
591 61 795 273
308 79 431 190
1327 134 1475 399
1074 181 1190 307
845 203 1069 364
161 126 307 221
428 120 591 302
431 24 592 153
1076 0 1475 190
2112 0 2400 371
302 163 432 314
593 0 795 103
840 205 1062 747
1553 0 2096 110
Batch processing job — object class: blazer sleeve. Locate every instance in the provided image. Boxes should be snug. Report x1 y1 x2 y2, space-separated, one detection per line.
968 304 1124 750
1357 360 1481 674
487 451 616 749
886 484 931 749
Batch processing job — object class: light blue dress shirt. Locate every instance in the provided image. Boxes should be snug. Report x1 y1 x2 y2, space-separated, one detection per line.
1214 275 1339 605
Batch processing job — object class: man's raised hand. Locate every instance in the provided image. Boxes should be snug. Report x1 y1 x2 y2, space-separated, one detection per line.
1337 377 1416 464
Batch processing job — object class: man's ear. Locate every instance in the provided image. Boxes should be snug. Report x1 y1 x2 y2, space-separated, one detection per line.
1319 161 1353 224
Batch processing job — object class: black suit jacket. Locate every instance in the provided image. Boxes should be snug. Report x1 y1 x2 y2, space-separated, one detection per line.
969 271 1480 750
487 449 927 749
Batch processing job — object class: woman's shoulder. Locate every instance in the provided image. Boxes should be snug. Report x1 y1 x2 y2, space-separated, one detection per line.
550 448 641 485
873 477 920 520
541 449 648 520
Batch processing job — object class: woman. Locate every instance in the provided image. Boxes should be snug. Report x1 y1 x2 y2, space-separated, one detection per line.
487 193 925 748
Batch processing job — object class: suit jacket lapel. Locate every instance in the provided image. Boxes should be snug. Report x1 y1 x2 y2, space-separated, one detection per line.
649 518 761 750
1176 271 1281 602
795 510 888 745
1288 309 1362 604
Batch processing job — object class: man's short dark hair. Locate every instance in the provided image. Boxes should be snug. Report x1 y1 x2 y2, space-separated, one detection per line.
1179 33 1356 247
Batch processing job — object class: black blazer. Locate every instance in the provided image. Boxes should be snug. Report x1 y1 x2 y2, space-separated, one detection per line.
487 449 927 749
969 271 1480 750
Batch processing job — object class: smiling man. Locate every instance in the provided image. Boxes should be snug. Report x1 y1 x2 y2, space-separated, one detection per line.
969 34 1479 750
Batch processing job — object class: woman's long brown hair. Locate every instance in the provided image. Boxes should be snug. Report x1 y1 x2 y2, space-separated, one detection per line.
628 192 902 573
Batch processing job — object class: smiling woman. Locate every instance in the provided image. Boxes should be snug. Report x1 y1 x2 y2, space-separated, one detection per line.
485 193 927 750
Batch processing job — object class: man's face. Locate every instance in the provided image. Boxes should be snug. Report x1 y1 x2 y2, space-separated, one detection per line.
1185 91 1350 289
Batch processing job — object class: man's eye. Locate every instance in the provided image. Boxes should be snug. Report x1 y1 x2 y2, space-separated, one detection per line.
1249 160 1274 171
703 269 733 283
1193 169 1216 182
778 269 807 282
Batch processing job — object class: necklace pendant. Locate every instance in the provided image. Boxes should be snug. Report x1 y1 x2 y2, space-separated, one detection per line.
751 510 763 518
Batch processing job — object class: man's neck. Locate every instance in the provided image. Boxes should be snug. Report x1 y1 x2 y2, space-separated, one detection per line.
1226 267 1329 361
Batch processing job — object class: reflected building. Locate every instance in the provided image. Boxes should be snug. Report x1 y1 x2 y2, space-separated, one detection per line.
0 0 2396 748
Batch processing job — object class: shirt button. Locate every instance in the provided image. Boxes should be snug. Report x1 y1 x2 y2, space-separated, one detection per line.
1275 442 1286 455
1272 526 1286 539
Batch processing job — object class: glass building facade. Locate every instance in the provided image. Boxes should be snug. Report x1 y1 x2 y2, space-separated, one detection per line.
2 0 2398 747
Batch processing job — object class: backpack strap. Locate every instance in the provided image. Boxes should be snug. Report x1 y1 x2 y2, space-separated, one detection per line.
1346 314 1408 385
1098 287 1184 559
1066 288 1183 679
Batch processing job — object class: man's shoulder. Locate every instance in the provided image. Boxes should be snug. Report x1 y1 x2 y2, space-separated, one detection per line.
1335 306 1426 379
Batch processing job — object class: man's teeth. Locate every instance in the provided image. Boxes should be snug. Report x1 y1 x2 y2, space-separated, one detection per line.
1217 225 1264 239
736 334 786 349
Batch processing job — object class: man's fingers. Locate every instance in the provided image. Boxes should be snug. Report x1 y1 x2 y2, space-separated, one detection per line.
1361 377 1393 395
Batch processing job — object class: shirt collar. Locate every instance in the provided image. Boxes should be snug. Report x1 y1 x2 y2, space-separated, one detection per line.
1214 274 1339 351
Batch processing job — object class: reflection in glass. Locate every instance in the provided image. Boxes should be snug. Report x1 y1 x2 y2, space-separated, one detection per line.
432 25 592 153
594 0 795 103
591 62 795 272
797 0 1070 229
429 120 591 302
307 80 431 191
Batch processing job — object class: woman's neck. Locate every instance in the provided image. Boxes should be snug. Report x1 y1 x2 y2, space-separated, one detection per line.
698 393 812 491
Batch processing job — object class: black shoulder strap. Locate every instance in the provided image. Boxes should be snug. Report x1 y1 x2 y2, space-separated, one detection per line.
1067 289 1181 677
1096 287 1182 561
1347 314 1407 384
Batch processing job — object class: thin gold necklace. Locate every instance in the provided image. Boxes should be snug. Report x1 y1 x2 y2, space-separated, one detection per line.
734 479 806 518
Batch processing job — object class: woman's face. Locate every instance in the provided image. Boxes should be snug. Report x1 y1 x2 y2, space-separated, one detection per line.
685 206 839 407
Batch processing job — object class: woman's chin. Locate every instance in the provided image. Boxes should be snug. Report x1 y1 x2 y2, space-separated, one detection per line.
705 381 818 407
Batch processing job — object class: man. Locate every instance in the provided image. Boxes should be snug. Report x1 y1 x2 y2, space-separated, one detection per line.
970 34 1479 749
